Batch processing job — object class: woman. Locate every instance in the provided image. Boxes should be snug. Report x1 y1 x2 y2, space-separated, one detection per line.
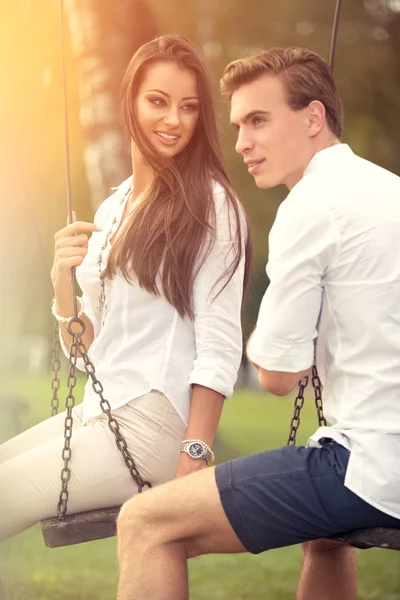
0 34 252 541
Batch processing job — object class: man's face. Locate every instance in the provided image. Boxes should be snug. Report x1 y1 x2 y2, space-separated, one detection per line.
230 74 313 190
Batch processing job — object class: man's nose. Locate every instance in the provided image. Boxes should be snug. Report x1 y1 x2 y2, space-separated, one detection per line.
235 129 253 155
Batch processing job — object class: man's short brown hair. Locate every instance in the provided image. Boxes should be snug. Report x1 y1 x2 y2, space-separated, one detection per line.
220 47 343 139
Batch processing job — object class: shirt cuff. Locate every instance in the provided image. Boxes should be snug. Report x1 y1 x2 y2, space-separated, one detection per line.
188 358 239 400
247 332 313 373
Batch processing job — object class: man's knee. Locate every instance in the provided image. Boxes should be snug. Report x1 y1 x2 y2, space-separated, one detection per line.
117 491 155 542
301 538 351 556
116 487 197 560
117 482 183 545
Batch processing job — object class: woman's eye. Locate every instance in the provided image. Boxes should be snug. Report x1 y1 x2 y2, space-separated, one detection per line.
182 103 199 113
149 97 165 107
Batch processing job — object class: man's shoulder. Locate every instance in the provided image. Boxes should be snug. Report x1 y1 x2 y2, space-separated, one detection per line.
352 154 400 187
289 171 324 196
283 172 330 212
287 149 400 207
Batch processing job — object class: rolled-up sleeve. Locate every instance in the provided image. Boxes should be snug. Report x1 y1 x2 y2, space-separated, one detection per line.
247 188 340 372
188 192 247 399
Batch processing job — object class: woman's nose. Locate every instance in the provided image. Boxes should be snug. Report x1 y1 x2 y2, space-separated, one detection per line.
163 108 180 128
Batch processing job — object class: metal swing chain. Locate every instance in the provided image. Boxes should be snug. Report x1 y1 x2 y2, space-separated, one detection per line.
287 366 327 446
287 375 308 446
311 365 327 428
51 321 62 416
57 318 152 520
57 329 80 517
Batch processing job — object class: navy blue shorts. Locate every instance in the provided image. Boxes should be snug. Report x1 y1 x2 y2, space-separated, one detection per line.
215 441 400 554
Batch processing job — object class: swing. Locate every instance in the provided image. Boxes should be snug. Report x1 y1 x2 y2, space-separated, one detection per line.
40 0 400 550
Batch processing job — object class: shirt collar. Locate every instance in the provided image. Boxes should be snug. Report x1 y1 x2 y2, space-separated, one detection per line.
303 143 353 177
110 175 134 203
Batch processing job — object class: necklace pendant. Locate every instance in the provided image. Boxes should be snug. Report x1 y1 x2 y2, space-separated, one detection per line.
96 209 121 313
97 270 107 312
98 282 105 312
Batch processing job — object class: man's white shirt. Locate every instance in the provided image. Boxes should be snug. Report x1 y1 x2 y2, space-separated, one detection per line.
248 144 400 520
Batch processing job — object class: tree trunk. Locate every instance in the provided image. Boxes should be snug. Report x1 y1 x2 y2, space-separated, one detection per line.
64 0 159 209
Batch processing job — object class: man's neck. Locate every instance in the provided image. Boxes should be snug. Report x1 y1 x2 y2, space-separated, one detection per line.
286 133 340 190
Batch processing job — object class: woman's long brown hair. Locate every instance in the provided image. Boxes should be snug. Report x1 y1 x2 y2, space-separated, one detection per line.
106 35 253 319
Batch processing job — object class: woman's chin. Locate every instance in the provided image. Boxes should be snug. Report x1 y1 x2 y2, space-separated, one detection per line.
147 143 179 159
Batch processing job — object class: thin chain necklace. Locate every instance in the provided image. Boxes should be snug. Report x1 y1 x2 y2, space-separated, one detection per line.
97 184 132 312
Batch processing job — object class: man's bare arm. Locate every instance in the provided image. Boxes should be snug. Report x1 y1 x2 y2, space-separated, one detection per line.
246 331 311 396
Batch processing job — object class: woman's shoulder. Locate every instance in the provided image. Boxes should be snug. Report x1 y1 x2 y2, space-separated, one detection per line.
211 180 228 205
210 180 247 241
211 179 244 212
94 175 133 225
211 180 234 220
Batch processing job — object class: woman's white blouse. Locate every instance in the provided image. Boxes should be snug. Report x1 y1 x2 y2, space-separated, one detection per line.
60 176 245 425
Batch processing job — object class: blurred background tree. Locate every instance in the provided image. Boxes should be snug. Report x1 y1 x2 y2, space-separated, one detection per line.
65 0 159 209
1 0 400 369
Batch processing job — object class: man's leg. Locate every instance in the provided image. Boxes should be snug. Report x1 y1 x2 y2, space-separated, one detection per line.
117 466 246 600
117 441 366 600
297 539 357 600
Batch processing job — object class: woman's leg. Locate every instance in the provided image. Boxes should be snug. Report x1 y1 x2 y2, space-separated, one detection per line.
0 391 185 542
0 404 84 465
0 413 137 541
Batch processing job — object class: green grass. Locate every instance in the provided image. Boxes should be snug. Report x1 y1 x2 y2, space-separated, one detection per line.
0 373 399 599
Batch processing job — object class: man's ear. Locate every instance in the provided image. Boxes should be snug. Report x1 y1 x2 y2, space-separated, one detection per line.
307 100 326 137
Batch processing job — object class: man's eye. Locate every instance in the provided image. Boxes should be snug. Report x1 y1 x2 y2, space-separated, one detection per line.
253 116 265 125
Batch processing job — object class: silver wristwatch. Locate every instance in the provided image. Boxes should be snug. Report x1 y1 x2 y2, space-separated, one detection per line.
180 439 215 466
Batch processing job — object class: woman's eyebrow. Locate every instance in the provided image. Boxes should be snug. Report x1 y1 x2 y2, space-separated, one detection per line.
146 89 199 101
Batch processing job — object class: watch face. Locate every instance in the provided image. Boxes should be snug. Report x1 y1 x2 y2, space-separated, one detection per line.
188 442 204 458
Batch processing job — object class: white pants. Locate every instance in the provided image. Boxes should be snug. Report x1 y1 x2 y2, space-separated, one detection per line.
0 391 186 542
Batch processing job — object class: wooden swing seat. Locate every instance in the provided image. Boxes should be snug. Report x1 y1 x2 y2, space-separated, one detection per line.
41 506 121 547
331 527 400 550
41 507 400 549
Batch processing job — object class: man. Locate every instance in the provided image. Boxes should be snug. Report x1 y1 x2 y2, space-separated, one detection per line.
116 47 400 600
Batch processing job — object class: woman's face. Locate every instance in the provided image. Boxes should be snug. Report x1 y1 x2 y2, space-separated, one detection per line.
134 61 200 159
